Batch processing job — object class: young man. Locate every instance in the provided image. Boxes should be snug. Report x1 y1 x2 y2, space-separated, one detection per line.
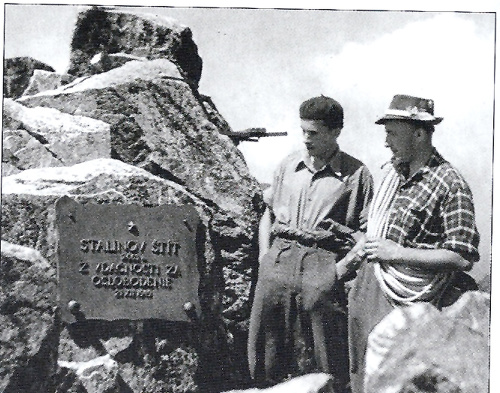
348 94 480 393
248 95 373 392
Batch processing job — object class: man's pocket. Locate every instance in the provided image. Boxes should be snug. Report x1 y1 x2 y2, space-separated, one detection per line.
301 248 339 311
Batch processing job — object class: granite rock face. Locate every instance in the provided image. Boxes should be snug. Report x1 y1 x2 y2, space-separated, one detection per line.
3 56 55 98
0 241 60 393
2 99 111 176
18 58 261 234
365 291 490 393
23 69 77 96
2 7 263 392
17 57 263 337
2 159 233 392
68 7 203 86
223 373 334 393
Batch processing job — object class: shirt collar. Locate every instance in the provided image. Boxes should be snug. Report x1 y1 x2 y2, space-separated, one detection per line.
295 148 344 177
389 148 444 184
412 148 444 175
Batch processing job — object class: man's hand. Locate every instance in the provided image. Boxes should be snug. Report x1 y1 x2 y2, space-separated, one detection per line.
364 238 403 263
351 231 366 244
336 234 367 280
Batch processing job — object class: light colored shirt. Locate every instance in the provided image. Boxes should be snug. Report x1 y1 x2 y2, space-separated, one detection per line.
268 149 373 236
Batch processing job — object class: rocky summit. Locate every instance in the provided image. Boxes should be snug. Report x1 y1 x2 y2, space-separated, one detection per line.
1 6 491 393
2 6 262 393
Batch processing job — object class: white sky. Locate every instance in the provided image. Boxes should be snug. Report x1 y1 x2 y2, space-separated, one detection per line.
1 1 499 387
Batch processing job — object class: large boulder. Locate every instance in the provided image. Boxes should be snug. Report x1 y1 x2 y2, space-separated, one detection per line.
18 58 262 236
68 7 202 86
17 57 263 336
2 7 263 391
2 159 211 258
2 99 111 176
365 291 490 393
1 159 234 392
3 56 55 98
0 241 60 393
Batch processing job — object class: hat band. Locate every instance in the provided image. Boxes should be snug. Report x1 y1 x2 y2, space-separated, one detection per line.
384 109 436 121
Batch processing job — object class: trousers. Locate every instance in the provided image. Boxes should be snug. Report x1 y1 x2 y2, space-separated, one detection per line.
248 237 350 391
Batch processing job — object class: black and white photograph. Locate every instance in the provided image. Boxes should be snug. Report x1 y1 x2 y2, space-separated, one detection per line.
0 1 497 392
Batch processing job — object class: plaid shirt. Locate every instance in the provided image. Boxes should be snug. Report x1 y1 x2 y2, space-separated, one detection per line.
384 150 480 263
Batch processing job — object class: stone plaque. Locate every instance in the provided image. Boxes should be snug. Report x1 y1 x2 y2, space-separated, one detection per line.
56 196 201 323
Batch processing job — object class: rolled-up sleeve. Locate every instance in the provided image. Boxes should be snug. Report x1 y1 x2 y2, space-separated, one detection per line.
441 180 480 263
357 166 374 232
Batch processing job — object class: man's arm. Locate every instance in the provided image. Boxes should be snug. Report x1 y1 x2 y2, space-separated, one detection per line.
336 165 374 280
364 238 473 271
336 234 367 280
258 207 272 263
364 173 480 272
357 165 374 233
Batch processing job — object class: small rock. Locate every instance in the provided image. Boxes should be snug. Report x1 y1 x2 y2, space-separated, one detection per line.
223 373 334 393
3 56 54 98
366 291 490 393
23 69 77 96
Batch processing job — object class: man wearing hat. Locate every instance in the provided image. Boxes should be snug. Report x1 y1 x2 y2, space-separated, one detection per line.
348 94 480 393
247 95 373 391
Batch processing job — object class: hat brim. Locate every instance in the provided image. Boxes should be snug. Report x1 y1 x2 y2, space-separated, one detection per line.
375 114 443 125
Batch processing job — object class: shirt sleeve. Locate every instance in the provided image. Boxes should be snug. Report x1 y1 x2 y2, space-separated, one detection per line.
440 177 480 263
357 166 374 232
266 160 285 218
262 184 273 206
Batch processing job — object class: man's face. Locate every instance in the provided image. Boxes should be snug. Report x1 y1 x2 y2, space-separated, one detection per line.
384 120 418 164
301 119 340 161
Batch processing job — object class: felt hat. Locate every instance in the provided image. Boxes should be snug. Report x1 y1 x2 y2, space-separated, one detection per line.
375 94 443 125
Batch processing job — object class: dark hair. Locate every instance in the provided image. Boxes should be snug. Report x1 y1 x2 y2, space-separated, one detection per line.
299 95 344 129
